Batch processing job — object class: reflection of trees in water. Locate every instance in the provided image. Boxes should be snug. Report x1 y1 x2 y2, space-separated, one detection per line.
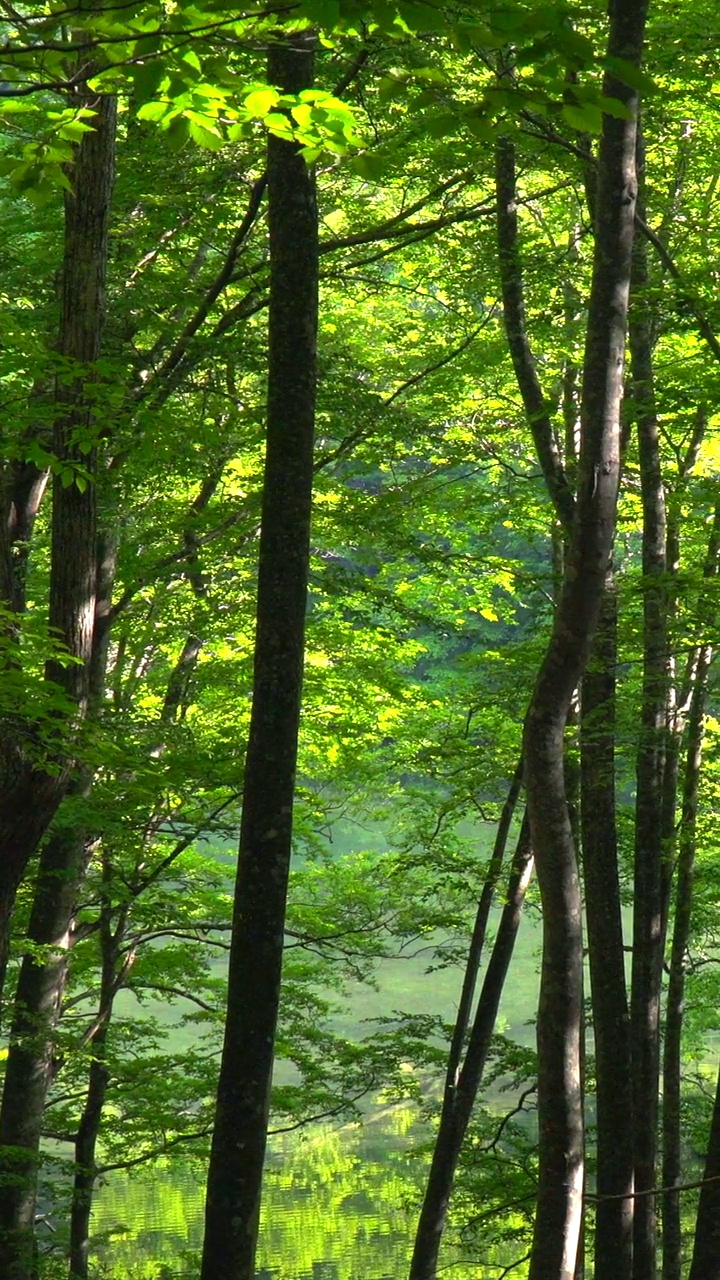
90 1102 534 1279
91 1112 420 1280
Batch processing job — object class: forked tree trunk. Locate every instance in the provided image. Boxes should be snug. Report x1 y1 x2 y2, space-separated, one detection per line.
580 572 633 1280
0 537 115 1278
524 4 648 1276
0 90 116 1280
0 89 115 1002
409 815 534 1280
200 33 318 1280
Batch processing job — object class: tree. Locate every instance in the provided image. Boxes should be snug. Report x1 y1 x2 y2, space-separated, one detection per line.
199 30 320 1280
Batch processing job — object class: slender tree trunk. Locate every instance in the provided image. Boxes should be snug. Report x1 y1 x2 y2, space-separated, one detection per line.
200 33 318 1280
629 124 668 1280
0 536 115 1278
436 759 523 1106
495 136 574 533
525 5 648 1276
409 816 534 1280
661 652 710 1280
688 1063 720 1280
662 505 720 1280
69 871 120 1280
581 572 634 1280
0 90 116 1017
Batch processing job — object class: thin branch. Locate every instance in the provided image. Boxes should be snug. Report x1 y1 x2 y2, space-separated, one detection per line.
635 213 720 367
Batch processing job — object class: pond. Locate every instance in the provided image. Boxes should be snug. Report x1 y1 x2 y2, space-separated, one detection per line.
86 815 543 1280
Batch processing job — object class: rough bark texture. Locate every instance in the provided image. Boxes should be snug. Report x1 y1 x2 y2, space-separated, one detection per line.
0 90 115 1023
200 33 318 1280
629 125 668 1280
409 815 533 1280
524 5 648 1276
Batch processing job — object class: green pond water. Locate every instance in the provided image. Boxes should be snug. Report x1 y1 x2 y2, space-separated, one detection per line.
86 816 543 1280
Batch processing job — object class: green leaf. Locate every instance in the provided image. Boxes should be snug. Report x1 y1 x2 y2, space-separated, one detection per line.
350 153 386 182
130 60 168 103
561 102 603 134
187 119 225 151
605 56 656 94
598 95 633 120
136 100 171 123
244 87 281 118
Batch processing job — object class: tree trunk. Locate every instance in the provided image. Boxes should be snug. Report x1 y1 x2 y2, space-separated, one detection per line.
628 123 668 1280
525 4 648 1276
662 505 720 1280
0 89 116 1019
200 33 318 1280
0 535 115 1278
688 1062 720 1280
409 815 533 1280
581 572 633 1280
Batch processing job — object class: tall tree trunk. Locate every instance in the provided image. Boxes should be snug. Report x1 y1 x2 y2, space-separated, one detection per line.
662 505 720 1280
0 89 116 1016
628 123 668 1280
688 1063 720 1280
524 5 648 1276
0 536 115 1279
409 815 534 1280
581 572 633 1280
200 32 318 1280
68 861 122 1280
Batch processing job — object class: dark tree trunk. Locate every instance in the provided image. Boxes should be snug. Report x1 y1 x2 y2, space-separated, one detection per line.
662 505 720 1280
581 572 633 1280
628 124 668 1280
0 90 116 1021
435 759 523 1107
69 873 120 1280
688 1063 720 1280
524 4 648 1276
409 816 534 1280
200 33 318 1280
0 535 115 1278
0 453 49 615
661 654 709 1280
495 136 574 532
69 1048 110 1280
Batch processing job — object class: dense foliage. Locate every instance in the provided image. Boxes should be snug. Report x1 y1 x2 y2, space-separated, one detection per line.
2 1 720 1279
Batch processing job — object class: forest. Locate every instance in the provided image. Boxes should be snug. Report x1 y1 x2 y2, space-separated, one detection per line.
1 0 720 1278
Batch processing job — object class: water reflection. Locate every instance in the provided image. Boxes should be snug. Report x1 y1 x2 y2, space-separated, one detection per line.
91 1107 431 1280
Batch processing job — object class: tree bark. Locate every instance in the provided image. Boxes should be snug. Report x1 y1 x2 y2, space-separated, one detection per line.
581 571 633 1280
0 535 115 1279
409 815 534 1280
662 505 720 1280
524 5 648 1276
0 89 116 1019
495 136 574 533
628 123 668 1280
688 1063 720 1280
200 32 318 1280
